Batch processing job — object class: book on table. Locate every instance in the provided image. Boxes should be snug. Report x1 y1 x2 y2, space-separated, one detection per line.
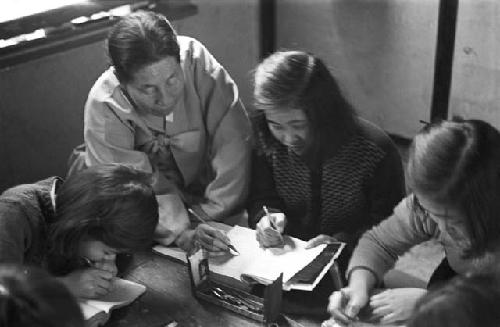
154 225 345 291
79 278 146 327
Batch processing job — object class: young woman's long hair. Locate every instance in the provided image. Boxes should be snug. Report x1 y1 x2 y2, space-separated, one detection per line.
407 118 500 257
47 164 158 273
0 265 84 327
253 51 357 166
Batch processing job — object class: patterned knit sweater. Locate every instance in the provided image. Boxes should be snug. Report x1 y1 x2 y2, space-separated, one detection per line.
247 119 405 247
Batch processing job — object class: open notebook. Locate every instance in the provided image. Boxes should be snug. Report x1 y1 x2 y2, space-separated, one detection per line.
79 278 146 327
210 226 344 291
155 226 344 291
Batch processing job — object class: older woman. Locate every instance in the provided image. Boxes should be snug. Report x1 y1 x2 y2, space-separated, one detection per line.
247 51 405 274
72 11 251 252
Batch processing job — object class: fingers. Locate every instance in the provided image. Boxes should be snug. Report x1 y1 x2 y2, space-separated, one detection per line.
268 213 286 233
94 275 112 291
93 260 118 276
256 227 283 248
256 216 271 231
203 226 230 244
256 216 284 248
321 319 344 327
81 269 114 298
306 235 324 249
371 305 392 318
87 268 114 281
196 225 230 252
380 312 399 324
369 290 390 308
306 234 336 249
327 290 353 325
345 303 361 319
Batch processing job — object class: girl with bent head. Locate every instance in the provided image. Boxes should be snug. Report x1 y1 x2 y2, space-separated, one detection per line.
0 164 158 298
328 118 500 325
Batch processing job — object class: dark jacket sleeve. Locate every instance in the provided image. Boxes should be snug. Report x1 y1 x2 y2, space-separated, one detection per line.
246 149 286 228
0 201 31 264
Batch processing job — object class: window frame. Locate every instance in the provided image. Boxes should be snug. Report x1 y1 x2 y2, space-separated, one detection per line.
0 0 197 68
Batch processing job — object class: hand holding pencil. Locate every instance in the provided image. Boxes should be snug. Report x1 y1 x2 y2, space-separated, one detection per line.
188 208 240 255
255 206 286 248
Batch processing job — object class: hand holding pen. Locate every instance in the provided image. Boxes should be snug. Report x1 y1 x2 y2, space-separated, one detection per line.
255 205 286 248
327 287 368 326
188 208 240 255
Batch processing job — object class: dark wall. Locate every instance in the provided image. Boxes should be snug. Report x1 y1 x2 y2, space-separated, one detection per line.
0 41 109 191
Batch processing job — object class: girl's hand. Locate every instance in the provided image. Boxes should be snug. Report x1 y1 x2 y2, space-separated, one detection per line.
60 268 114 299
93 254 118 277
256 212 286 248
370 288 428 324
327 286 370 325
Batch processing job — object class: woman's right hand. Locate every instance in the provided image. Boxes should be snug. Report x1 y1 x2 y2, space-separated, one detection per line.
60 268 114 299
256 212 286 248
194 223 231 255
327 285 370 325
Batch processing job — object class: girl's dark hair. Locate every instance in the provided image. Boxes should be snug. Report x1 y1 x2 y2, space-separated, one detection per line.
407 269 500 327
48 164 159 267
252 51 357 163
0 265 84 327
108 10 180 83
407 117 500 257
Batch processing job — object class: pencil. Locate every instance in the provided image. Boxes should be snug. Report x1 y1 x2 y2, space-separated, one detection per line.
187 208 240 255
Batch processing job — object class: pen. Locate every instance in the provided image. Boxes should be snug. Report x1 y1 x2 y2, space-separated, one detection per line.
187 207 240 255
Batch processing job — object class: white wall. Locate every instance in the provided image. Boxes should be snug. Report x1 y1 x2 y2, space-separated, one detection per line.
449 0 500 126
276 0 439 138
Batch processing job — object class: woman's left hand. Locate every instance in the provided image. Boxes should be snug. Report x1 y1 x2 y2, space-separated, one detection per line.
306 234 340 249
370 288 428 324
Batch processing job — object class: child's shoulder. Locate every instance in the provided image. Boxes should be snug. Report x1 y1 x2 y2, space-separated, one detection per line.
0 177 59 218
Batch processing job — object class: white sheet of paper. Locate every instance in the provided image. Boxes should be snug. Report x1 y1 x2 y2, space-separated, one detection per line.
82 278 146 313
209 226 326 285
153 245 188 263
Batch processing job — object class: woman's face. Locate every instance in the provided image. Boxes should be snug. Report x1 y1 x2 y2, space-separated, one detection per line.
124 56 184 117
78 239 120 263
415 192 469 244
265 108 310 155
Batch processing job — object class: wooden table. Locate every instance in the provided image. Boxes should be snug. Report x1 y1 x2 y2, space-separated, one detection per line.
104 251 324 327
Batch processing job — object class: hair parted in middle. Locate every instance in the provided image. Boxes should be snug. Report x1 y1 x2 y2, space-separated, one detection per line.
407 117 500 257
107 10 180 84
253 50 357 163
